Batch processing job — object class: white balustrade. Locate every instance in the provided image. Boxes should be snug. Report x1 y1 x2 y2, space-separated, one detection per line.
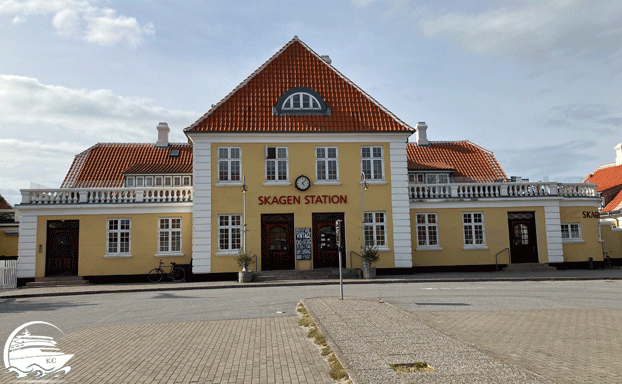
20 187 193 205
409 182 597 200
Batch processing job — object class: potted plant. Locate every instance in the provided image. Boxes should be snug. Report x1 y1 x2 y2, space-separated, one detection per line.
361 243 379 279
235 248 255 283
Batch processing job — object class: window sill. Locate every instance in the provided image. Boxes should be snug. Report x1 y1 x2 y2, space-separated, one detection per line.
416 245 442 251
463 245 489 250
377 247 391 252
314 181 341 186
155 252 185 258
263 181 291 187
215 181 243 187
361 180 387 186
104 253 133 258
215 250 240 256
562 239 585 244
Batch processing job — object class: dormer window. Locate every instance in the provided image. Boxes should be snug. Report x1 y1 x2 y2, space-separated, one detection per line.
273 87 330 116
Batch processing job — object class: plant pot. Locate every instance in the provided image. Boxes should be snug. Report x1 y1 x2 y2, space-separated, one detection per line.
238 270 253 283
362 266 376 279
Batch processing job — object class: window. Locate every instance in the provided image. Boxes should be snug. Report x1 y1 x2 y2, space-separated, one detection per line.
136 176 144 187
364 212 386 247
155 177 163 186
266 146 288 182
316 147 338 181
416 213 438 247
361 146 383 181
164 177 172 186
409 173 450 184
561 223 582 241
219 215 242 251
218 147 241 182
282 92 321 110
183 176 192 186
145 176 153 187
126 177 135 188
173 176 181 187
463 212 485 247
159 218 182 253
107 219 131 255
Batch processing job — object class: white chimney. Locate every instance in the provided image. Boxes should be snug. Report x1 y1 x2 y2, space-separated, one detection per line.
156 122 170 148
415 122 430 146
616 143 622 166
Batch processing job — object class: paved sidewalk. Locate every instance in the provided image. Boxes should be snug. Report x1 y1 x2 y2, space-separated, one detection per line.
304 296 554 384
0 316 333 384
2 268 621 299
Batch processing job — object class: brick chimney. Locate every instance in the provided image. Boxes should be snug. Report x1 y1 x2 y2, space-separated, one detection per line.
155 122 170 148
415 122 430 146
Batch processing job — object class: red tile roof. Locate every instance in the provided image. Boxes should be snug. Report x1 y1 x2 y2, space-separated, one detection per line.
62 143 193 188
0 194 12 209
185 37 413 134
603 189 622 213
407 141 508 183
583 162 622 193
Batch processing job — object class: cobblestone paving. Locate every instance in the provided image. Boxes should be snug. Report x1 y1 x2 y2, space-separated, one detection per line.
304 297 552 384
0 317 333 384
412 309 622 384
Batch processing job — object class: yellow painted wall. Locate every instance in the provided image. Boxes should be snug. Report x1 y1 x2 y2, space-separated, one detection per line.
411 207 548 266
601 223 622 259
35 213 192 277
0 227 19 256
210 142 395 273
559 206 601 262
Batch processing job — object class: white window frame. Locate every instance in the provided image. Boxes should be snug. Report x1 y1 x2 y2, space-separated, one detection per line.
126 177 135 188
416 213 441 250
315 146 339 183
183 176 192 186
265 146 289 184
217 214 242 255
364 211 389 250
155 176 163 186
157 217 183 256
282 92 321 110
561 223 584 243
463 212 487 249
164 176 172 186
361 146 384 182
105 218 131 258
217 147 242 183
145 176 153 187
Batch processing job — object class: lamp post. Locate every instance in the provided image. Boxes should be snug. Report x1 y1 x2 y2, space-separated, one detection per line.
241 175 247 252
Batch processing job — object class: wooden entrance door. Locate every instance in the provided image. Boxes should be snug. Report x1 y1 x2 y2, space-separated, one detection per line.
312 213 345 269
508 212 538 264
261 214 295 270
46 220 79 276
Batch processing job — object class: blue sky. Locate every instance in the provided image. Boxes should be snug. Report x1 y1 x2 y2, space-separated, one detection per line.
1 0 621 205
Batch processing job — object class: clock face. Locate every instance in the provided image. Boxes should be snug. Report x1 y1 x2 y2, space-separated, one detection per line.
295 175 310 191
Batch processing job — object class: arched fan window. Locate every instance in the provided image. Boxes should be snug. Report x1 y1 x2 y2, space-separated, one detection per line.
273 87 330 116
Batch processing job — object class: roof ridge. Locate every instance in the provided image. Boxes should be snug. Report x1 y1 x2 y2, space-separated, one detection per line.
184 37 413 133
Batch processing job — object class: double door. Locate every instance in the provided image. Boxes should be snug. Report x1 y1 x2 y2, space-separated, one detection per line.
312 213 345 269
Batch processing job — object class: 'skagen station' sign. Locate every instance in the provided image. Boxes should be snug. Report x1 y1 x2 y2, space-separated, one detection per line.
258 195 348 205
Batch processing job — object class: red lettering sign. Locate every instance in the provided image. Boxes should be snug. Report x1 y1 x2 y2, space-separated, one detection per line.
258 195 347 205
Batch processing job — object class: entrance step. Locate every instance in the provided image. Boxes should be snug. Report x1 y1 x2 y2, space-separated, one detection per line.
26 276 90 287
254 269 357 282
502 263 557 272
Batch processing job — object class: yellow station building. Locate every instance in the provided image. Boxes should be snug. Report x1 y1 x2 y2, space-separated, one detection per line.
15 38 603 281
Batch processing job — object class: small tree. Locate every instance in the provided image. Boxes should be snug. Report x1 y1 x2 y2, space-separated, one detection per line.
361 242 380 267
234 248 255 272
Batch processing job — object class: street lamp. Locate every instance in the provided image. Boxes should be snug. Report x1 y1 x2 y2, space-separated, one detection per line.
241 175 248 252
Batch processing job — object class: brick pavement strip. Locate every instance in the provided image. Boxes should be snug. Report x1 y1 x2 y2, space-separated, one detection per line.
412 308 622 384
304 297 554 384
0 317 333 384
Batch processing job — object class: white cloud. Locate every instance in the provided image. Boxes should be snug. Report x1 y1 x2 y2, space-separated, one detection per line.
418 1 622 62
0 0 154 48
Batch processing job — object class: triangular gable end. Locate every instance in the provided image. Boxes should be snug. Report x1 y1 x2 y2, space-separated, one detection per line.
185 37 413 134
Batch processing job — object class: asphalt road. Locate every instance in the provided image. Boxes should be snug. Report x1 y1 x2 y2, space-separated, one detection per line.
1 279 620 340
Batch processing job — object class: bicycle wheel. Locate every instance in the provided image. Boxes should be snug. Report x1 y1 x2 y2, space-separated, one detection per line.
171 267 186 282
148 268 163 283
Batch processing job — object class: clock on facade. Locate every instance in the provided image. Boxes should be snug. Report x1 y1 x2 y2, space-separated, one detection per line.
295 175 311 191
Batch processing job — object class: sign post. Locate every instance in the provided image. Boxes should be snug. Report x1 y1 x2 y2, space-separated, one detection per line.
336 219 343 300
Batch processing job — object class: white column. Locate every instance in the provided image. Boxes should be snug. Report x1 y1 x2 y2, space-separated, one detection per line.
390 141 413 268
191 140 212 274
544 204 564 263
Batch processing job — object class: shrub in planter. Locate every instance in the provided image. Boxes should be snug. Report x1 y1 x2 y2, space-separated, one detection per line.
361 243 379 279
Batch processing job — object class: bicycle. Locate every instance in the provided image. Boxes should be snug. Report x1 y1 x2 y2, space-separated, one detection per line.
148 259 186 282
